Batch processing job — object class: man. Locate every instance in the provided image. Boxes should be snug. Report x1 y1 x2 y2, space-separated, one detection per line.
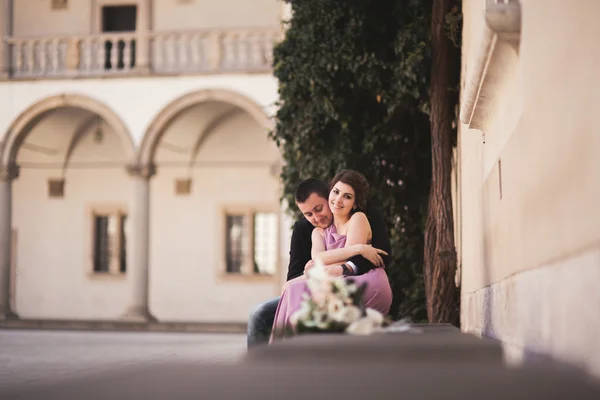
247 178 391 348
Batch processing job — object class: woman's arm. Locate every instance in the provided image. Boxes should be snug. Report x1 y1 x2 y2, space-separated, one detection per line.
310 228 326 261
311 212 379 265
344 212 371 247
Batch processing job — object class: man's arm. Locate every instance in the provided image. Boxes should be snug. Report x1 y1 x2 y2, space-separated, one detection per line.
347 205 392 275
286 219 314 281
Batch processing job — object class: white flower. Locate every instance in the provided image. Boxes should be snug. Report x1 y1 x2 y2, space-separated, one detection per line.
331 277 353 301
345 282 358 295
345 308 385 335
312 309 330 330
291 257 385 336
365 308 384 326
346 317 376 336
340 305 362 324
306 260 333 307
327 297 346 322
290 300 312 326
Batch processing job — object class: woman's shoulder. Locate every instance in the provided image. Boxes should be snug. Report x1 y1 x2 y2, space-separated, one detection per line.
312 227 325 236
349 211 368 223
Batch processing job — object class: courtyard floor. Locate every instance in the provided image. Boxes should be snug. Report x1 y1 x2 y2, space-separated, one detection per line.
0 329 246 392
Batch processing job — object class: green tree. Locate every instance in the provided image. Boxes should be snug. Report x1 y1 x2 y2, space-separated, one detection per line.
270 0 435 320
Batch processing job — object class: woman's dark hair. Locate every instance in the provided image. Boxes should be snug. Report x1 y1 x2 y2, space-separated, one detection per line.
329 170 369 212
294 178 329 203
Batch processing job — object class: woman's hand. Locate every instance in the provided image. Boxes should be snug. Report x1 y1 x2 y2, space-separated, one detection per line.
303 260 315 277
353 244 388 268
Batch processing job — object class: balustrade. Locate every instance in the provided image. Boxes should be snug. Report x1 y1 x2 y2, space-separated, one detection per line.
4 28 279 79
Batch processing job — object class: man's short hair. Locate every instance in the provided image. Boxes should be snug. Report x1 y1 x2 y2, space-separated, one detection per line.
294 178 329 203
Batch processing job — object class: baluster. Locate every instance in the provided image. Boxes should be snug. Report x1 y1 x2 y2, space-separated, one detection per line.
249 33 262 68
221 33 235 69
97 38 106 72
152 35 162 71
89 38 98 72
14 41 23 75
170 34 180 70
60 39 69 72
205 32 221 70
65 37 80 74
51 39 59 74
122 39 131 70
38 40 47 74
265 34 275 67
77 38 86 73
178 34 189 70
189 34 197 69
198 35 206 69
167 35 177 72
237 32 249 70
110 37 118 71
244 33 254 68
27 41 35 75
173 35 181 71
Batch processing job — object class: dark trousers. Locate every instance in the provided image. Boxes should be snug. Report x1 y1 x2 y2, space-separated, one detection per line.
247 296 280 348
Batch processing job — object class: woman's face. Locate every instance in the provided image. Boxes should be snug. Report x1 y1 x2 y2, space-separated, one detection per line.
329 181 356 217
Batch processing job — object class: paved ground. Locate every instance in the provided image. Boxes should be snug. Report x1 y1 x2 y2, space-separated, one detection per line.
0 329 247 391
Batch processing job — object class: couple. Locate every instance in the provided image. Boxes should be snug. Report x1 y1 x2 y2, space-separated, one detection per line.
248 169 393 346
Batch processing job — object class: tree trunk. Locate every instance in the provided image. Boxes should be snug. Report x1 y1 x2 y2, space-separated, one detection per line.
424 0 459 325
423 187 436 318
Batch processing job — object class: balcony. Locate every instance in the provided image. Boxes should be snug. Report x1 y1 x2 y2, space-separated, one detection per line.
4 28 280 79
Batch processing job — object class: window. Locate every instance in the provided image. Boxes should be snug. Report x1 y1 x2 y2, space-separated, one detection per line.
101 5 137 70
51 0 68 10
91 209 127 275
224 209 278 276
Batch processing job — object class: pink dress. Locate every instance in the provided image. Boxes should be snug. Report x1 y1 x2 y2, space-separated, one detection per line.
270 224 393 342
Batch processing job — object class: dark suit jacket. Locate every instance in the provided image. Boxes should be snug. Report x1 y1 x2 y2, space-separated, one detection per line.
286 204 392 281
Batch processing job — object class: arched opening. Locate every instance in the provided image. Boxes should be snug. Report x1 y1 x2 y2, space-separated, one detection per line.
1 94 136 320
140 89 283 322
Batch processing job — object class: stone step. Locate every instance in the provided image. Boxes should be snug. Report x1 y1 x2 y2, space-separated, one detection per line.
0 318 246 334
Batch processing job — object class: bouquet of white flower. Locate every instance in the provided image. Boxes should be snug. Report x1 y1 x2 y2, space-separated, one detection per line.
289 260 389 336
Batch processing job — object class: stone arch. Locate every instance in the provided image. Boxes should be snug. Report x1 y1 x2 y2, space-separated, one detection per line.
138 89 273 166
0 93 135 167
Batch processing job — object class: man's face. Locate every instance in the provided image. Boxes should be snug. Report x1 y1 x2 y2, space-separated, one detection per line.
296 193 332 229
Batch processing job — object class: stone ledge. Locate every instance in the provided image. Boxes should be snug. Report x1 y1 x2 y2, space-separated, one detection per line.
0 318 246 334
5 358 600 399
247 323 504 365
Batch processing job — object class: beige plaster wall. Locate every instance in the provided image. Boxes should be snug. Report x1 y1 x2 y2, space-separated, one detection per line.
11 0 282 38
13 0 92 37
458 0 600 376
148 110 282 323
152 0 282 31
12 132 133 319
460 0 600 292
6 83 287 322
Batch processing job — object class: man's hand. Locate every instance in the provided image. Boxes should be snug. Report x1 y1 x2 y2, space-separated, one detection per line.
353 244 388 268
324 264 344 277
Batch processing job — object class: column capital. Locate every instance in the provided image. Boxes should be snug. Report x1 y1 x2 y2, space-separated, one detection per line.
126 163 156 179
0 164 19 182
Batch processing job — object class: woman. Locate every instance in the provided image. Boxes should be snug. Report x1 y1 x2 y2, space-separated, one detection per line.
270 170 393 342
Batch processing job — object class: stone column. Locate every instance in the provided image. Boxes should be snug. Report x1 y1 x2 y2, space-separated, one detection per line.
0 0 13 80
0 163 18 319
135 0 151 74
122 163 156 322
